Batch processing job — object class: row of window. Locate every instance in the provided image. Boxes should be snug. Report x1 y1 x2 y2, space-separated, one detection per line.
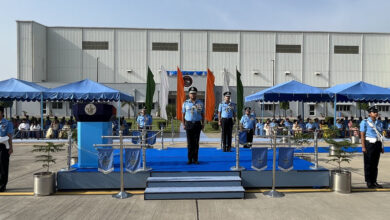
82 41 359 54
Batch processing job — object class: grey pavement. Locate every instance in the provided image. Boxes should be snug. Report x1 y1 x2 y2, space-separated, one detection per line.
1 141 390 220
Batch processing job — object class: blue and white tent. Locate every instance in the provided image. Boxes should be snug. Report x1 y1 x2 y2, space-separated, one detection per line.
245 80 331 103
326 81 390 102
0 78 47 101
44 79 134 102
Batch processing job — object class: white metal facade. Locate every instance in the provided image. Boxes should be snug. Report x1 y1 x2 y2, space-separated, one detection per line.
15 21 390 118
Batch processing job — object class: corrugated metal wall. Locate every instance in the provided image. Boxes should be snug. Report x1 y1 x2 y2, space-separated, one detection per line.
17 21 390 88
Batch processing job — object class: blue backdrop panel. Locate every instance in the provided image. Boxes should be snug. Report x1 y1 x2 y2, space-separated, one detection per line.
78 122 112 168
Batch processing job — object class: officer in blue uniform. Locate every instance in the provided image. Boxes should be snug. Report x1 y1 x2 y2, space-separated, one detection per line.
0 107 13 192
182 87 204 164
218 91 236 152
360 106 384 188
240 107 256 148
136 106 153 130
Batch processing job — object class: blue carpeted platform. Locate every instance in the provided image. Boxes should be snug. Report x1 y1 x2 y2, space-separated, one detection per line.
71 147 325 172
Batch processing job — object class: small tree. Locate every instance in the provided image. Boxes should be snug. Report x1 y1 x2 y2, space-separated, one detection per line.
280 102 290 118
324 128 356 171
32 142 64 172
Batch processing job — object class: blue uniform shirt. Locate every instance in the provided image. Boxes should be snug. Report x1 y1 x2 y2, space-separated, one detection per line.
313 122 320 130
218 102 236 118
240 114 256 129
335 123 343 129
0 118 13 137
136 114 153 128
360 118 383 138
182 99 204 122
306 123 314 130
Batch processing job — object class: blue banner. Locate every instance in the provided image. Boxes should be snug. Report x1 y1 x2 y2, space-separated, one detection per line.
278 147 295 172
167 71 207 76
147 131 157 145
239 131 247 145
131 130 141 144
251 148 268 171
124 148 141 173
97 148 114 174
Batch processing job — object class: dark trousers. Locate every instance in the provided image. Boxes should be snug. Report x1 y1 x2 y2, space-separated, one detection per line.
221 118 233 151
364 141 382 184
244 129 254 147
185 121 202 162
0 144 10 191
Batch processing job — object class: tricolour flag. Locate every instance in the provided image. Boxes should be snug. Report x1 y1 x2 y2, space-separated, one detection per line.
205 69 215 122
176 67 185 120
222 68 230 99
159 66 169 120
145 67 155 115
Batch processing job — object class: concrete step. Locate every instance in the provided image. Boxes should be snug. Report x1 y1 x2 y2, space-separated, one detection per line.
150 171 240 177
144 186 245 200
147 176 242 187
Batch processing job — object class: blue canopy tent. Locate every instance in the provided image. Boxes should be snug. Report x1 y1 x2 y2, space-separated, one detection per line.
0 78 48 129
43 79 134 127
245 80 331 119
326 81 390 125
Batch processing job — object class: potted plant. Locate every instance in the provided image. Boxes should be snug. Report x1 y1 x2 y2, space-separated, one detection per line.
324 129 356 194
32 142 64 196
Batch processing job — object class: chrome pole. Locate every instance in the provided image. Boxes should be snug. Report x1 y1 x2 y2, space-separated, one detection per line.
113 130 131 199
310 130 319 170
263 128 284 198
139 128 151 172
160 127 164 150
61 130 75 171
171 118 174 144
231 123 245 171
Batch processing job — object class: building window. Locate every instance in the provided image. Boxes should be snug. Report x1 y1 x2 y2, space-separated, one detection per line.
334 46 359 54
43 102 47 114
152 42 178 51
377 105 389 112
309 105 315 116
276 44 301 53
82 41 109 50
264 104 273 111
212 43 238 52
336 105 350 111
52 102 63 109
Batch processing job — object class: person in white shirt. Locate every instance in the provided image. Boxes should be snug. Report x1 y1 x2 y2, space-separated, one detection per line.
18 119 29 139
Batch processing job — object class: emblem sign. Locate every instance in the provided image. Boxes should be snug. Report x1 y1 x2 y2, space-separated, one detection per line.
183 75 193 87
85 103 97 116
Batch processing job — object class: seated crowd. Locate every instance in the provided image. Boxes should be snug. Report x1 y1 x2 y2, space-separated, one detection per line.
12 115 77 139
254 116 390 138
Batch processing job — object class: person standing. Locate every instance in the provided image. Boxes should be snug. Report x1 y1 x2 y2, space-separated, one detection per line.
136 106 153 130
240 107 256 148
360 106 384 189
0 107 13 192
218 92 236 152
182 87 204 164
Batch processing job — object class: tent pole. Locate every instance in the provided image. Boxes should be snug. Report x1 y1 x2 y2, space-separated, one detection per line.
40 93 44 135
333 95 337 127
301 102 304 119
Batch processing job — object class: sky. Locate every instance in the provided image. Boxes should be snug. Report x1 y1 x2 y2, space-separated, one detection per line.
1 0 390 80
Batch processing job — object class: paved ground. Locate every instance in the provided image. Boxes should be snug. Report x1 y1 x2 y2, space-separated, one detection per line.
1 139 390 220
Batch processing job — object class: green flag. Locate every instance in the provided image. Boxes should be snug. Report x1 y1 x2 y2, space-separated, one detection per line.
236 69 244 119
145 67 155 115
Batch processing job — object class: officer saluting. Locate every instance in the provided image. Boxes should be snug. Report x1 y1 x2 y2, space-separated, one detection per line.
182 87 204 164
218 91 236 152
240 107 256 148
360 106 384 188
136 106 153 130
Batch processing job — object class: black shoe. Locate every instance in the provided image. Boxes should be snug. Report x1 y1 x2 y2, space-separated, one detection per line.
374 183 383 188
0 188 5 192
193 161 199 165
187 161 192 165
367 183 375 189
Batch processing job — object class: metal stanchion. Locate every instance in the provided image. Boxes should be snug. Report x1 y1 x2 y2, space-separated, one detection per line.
61 130 75 171
263 128 284 198
171 118 174 144
138 128 152 172
160 126 164 150
112 131 131 199
231 124 245 171
310 130 319 170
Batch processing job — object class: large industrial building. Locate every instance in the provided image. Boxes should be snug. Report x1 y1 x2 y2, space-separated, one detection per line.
15 20 390 118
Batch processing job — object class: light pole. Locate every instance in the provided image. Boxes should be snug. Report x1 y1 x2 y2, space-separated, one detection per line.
96 57 99 82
